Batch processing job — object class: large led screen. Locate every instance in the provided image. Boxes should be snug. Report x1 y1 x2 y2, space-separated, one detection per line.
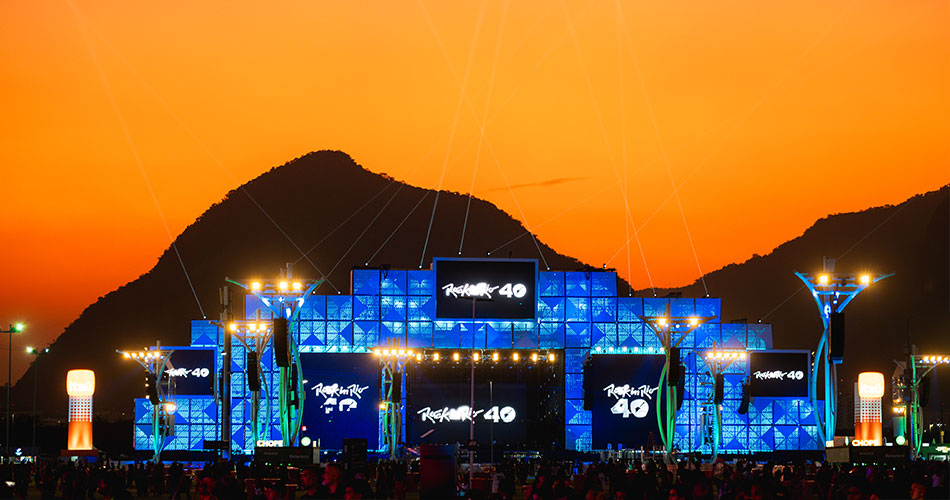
300 353 379 450
585 354 665 449
408 381 527 445
406 354 563 450
749 351 809 398
164 349 215 396
434 258 537 320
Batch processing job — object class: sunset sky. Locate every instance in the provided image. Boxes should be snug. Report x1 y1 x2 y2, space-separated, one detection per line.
1 1 947 383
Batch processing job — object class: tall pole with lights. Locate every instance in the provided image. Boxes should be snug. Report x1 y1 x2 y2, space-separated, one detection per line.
25 346 46 456
2 322 24 461
702 345 747 461
225 266 324 450
119 345 173 462
795 257 892 443
641 306 715 459
908 354 949 456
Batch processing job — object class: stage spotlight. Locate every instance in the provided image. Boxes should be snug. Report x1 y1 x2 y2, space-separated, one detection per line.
416 353 422 361
373 349 381 356
548 353 555 362
379 403 386 410
689 317 699 326
278 281 289 291
453 352 460 361
433 352 440 362
818 274 829 285
473 352 480 361
860 274 871 285
492 352 499 362
657 317 667 326
250 281 262 291
531 353 538 362
512 352 520 361
229 322 238 332
292 281 303 291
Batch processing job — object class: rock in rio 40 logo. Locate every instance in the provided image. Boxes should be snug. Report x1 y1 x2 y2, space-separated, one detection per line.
603 383 659 419
310 382 370 415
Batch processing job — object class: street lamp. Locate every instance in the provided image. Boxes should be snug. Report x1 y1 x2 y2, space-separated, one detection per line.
25 346 46 457
1 322 25 461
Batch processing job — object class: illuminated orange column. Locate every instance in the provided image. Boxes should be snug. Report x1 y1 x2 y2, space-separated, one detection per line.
67 369 95 450
854 372 883 446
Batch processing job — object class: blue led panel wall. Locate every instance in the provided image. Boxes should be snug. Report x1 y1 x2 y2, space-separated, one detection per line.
138 260 818 455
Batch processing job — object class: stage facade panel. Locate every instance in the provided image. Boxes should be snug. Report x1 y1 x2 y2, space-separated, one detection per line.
133 260 818 454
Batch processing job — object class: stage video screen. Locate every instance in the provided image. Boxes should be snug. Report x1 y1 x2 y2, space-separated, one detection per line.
585 354 665 449
164 349 215 396
406 351 563 450
300 353 379 450
434 259 537 320
749 351 809 398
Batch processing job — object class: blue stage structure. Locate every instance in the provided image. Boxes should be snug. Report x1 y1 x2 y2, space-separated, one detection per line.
134 262 821 455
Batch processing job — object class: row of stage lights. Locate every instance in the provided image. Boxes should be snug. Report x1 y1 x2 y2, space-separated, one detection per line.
373 348 556 363
652 317 700 327
705 351 747 360
249 281 306 292
593 346 663 354
917 355 950 364
122 351 165 361
816 274 872 286
228 322 272 333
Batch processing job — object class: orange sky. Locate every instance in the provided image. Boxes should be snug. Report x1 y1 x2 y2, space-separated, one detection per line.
1 0 947 383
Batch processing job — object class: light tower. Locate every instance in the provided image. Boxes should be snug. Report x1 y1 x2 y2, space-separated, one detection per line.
908 354 950 455
118 345 172 462
702 346 747 460
640 304 716 458
795 256 892 443
224 264 325 449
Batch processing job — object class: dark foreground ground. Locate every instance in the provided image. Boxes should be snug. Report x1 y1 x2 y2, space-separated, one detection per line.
1 457 948 499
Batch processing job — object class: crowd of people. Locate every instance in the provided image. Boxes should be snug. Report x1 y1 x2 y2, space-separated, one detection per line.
0 455 943 499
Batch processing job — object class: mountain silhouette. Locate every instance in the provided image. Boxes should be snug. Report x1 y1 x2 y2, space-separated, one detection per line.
650 185 950 429
13 150 588 416
13 150 948 433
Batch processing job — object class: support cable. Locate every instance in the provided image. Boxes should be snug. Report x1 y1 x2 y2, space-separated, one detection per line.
418 0 489 269
614 0 707 296
459 0 510 255
420 0 550 268
367 192 432 264
66 1 207 317
559 0 652 286
77 14 341 293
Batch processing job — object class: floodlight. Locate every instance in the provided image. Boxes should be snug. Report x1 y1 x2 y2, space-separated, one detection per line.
453 352 460 361
512 352 519 361
292 281 303 291
432 352 440 361
492 352 499 362
531 353 538 362
689 317 699 326
657 317 668 326
548 353 555 362
415 353 422 361
278 281 289 291
373 349 381 356
250 282 262 291
379 403 386 410
473 352 480 361
818 274 829 285
860 274 871 285
164 402 178 415
229 322 238 332
13 323 24 332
